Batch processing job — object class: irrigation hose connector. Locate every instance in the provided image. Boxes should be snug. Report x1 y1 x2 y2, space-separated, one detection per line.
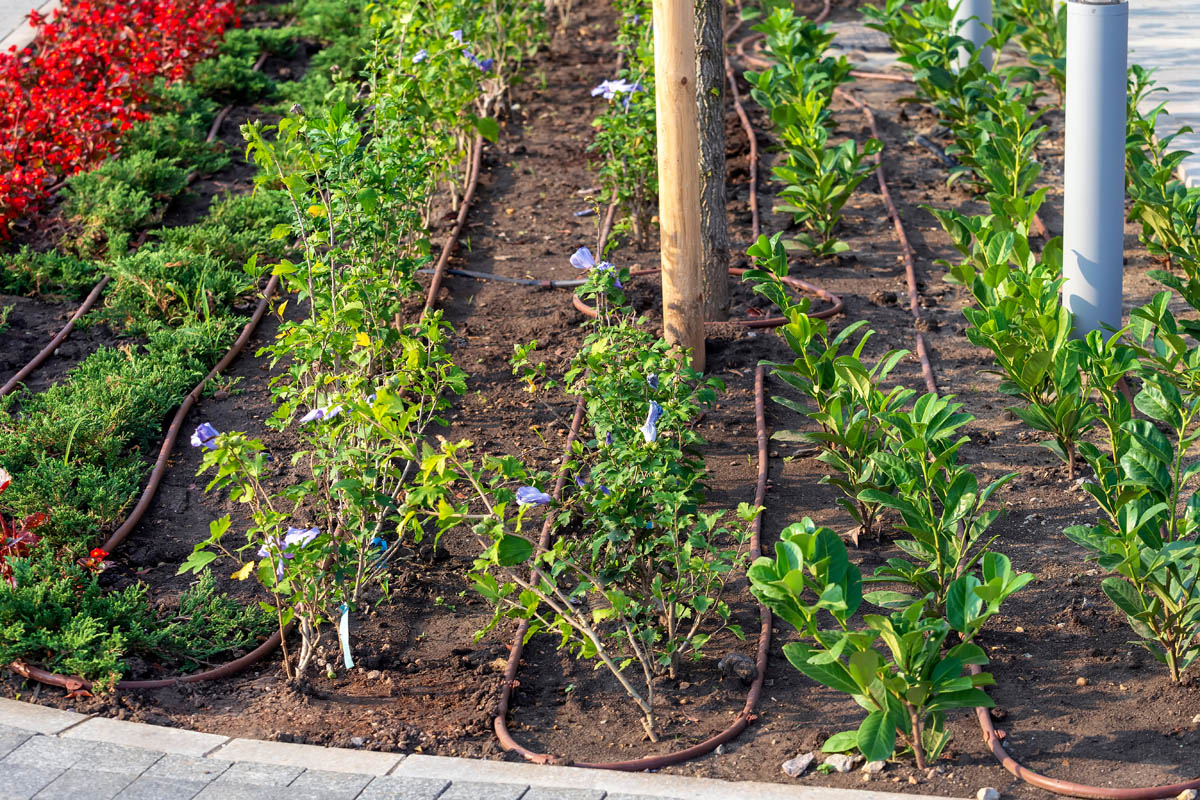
1062 0 1128 337
952 0 993 72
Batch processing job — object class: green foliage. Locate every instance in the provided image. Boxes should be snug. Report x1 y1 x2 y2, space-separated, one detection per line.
0 553 269 688
588 0 655 249
1068 298 1200 682
62 151 189 257
748 9 878 256
930 201 1096 477
0 248 96 299
746 233 911 538
997 0 1066 95
0 320 238 549
748 518 1002 767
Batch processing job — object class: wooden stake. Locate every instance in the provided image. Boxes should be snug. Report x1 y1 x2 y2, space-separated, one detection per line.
653 0 706 372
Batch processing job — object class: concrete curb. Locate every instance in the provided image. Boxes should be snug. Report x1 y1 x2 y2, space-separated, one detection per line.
0 0 58 53
0 697 963 800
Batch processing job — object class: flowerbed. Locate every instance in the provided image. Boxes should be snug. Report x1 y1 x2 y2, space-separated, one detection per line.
0 0 240 233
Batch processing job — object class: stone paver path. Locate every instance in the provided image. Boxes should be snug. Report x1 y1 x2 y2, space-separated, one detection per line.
1129 1 1200 186
0 698 955 800
0 0 52 52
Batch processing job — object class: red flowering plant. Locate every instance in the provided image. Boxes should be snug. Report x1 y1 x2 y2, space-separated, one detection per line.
0 0 240 233
0 468 47 587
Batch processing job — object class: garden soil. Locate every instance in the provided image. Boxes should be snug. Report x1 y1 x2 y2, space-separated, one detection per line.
4 0 1200 797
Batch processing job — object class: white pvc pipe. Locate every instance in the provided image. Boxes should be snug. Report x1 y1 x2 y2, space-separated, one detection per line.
1062 0 1128 336
952 0 994 71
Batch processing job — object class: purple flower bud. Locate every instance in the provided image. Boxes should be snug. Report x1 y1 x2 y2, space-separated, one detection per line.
450 29 464 42
640 401 663 444
299 404 342 424
599 484 612 496
190 422 220 450
647 374 659 390
413 48 428 64
576 475 587 488
604 431 613 446
516 486 553 506
570 246 596 270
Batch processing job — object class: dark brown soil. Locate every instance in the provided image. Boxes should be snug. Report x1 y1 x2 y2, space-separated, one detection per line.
5 1 1200 797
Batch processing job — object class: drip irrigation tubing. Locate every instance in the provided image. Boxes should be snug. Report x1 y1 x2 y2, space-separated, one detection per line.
0 276 111 399
422 133 485 316
493 365 775 769
833 87 938 395
0 52 269 399
571 267 843 326
8 274 284 693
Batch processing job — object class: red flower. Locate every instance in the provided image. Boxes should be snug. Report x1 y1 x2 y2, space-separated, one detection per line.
89 547 108 560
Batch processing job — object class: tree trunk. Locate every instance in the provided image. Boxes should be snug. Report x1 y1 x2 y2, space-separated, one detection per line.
694 0 730 321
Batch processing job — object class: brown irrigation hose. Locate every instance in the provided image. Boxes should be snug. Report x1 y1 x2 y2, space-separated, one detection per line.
968 664 1200 800
834 88 938 395
494 365 774 770
8 275 284 693
422 133 484 316
0 276 111 398
571 267 842 325
102 273 280 554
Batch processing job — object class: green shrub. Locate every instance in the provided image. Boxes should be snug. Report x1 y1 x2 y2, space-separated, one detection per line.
0 555 270 688
0 248 96 299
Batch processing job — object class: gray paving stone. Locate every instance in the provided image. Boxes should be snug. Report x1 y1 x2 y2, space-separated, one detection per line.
0 763 64 800
604 795 680 800
439 781 527 800
143 754 230 784
1 735 96 770
289 768 373 799
113 776 207 800
192 783 303 800
33 768 135 800
0 699 88 736
86 741 164 774
358 775 450 800
522 788 605 800
0 726 31 760
212 760 303 786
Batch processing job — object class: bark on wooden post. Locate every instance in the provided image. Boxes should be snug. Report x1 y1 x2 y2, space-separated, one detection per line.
653 0 706 371
695 0 730 322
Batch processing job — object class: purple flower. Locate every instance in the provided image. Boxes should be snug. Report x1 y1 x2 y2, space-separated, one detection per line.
299 404 343 424
464 51 493 72
516 486 553 506
640 401 663 444
576 475 587 489
371 536 388 552
450 29 464 42
647 374 659 390
569 246 622 287
599 484 612 496
284 526 320 548
190 422 220 450
413 48 428 64
257 535 292 578
605 431 613 446
591 78 641 100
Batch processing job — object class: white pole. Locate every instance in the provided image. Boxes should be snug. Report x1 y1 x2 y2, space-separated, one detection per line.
952 0 994 71
1062 0 1128 336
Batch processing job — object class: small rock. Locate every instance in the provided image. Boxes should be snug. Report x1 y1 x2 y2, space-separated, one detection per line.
1014 626 1025 633
782 752 815 778
718 652 758 685
350 736 366 747
824 753 857 773
715 744 726 756
1176 790 1197 800
863 760 886 775
909 775 919 785
977 789 1001 800
990 706 1008 722
366 670 381 680
1192 713 1200 725
1076 677 1088 686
